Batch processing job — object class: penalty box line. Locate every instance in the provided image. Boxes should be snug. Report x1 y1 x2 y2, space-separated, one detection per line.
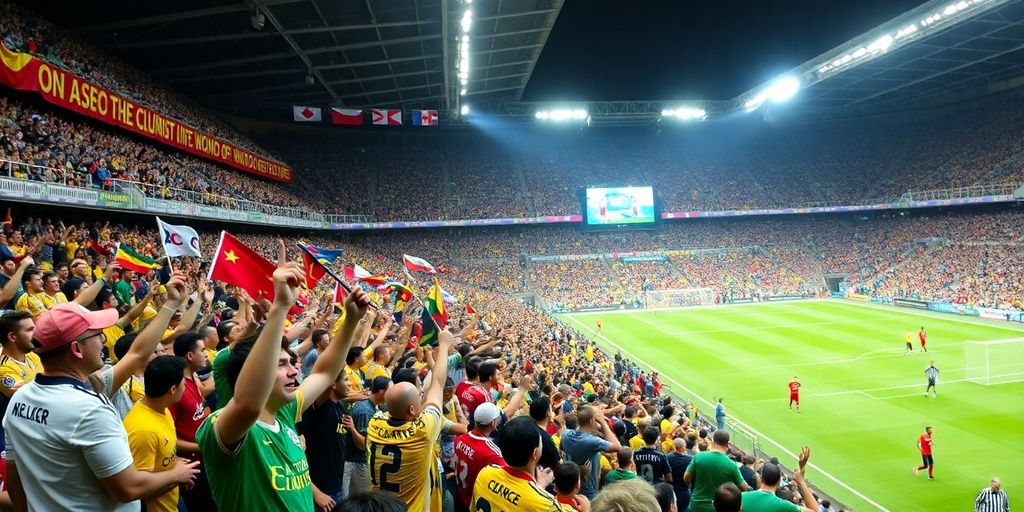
563 313 894 512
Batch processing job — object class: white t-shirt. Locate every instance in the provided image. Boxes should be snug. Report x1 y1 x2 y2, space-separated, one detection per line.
2 374 139 512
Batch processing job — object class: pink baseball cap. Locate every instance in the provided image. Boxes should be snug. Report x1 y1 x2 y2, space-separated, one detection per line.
33 303 119 352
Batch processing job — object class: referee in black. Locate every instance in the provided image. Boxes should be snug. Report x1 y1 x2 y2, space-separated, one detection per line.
975 477 1010 512
924 360 939 398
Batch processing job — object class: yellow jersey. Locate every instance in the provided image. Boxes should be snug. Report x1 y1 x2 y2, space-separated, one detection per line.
0 352 42 398
122 375 146 405
40 292 67 309
369 362 391 381
629 434 645 451
367 403 444 512
15 292 47 318
132 305 158 332
103 323 126 362
346 365 366 393
123 402 179 512
63 240 79 262
471 464 567 512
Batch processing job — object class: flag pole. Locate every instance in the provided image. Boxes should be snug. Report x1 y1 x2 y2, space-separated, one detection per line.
295 243 381 311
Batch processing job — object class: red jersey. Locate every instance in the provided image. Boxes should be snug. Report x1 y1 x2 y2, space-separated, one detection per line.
458 384 493 420
919 331 927 344
788 381 801 396
455 380 474 405
918 434 933 455
169 377 209 447
454 431 506 507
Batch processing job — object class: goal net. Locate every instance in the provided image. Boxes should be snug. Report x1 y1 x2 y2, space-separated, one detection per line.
964 338 1024 385
644 288 716 309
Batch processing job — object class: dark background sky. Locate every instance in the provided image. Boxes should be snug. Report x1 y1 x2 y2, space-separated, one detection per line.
522 0 926 101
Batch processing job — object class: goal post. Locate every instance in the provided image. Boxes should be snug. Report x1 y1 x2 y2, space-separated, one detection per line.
964 338 1024 385
644 288 716 309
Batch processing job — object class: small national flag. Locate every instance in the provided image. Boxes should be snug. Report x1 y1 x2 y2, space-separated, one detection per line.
331 108 364 126
297 242 343 289
2 207 11 228
419 278 448 346
207 231 276 300
334 281 348 303
411 109 438 126
345 264 388 287
87 237 110 257
439 285 458 305
383 281 414 303
403 254 437 274
301 251 327 289
371 109 402 126
293 106 322 122
465 304 476 315
156 217 201 257
114 244 160 274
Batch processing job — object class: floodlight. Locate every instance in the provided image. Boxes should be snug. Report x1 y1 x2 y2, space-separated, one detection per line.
662 107 706 120
461 104 469 115
767 76 800 103
867 34 894 53
534 109 588 122
460 88 467 96
461 10 472 32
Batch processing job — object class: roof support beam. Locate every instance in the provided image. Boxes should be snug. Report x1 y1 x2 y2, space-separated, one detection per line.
470 71 531 84
318 54 443 71
114 21 437 49
476 8 559 21
514 0 564 101
471 27 548 40
256 1 339 102
473 59 533 71
472 43 543 56
74 0 304 33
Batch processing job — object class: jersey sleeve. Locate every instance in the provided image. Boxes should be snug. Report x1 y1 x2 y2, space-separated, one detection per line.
0 365 23 398
72 403 135 479
422 403 444 441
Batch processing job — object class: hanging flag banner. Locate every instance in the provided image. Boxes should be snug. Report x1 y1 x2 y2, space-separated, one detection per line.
331 108 363 125
0 44 293 182
371 109 402 125
293 106 322 122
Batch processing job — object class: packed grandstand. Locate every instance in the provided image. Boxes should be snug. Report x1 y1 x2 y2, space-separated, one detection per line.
0 1 1021 512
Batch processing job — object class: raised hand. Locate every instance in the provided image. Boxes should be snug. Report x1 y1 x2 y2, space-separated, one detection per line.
272 239 304 308
343 286 371 323
164 271 188 307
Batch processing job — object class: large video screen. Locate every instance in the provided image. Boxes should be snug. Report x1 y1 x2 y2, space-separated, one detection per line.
583 186 657 226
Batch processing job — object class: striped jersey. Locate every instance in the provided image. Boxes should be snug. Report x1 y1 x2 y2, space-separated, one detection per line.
974 487 1010 512
925 366 940 381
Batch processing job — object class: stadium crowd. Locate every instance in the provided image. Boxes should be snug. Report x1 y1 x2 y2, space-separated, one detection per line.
0 210 858 512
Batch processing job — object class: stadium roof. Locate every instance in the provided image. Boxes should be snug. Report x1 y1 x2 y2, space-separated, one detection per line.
36 0 1024 125
48 0 563 121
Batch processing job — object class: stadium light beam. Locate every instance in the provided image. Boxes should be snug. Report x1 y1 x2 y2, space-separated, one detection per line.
661 107 707 121
460 104 469 115
767 76 800 103
534 108 588 122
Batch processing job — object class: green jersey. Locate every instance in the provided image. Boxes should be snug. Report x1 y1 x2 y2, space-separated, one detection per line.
212 348 232 411
604 469 638 484
741 490 801 512
686 451 745 512
197 391 312 511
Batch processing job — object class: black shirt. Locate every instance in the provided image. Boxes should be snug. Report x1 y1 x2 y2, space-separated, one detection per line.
634 447 671 483
667 452 692 496
300 398 349 494
740 465 758 490
538 425 561 470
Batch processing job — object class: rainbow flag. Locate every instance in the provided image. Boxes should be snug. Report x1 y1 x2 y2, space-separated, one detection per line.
114 244 159 274
419 279 447 346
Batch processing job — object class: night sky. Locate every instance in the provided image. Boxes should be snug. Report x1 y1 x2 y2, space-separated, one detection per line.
523 0 926 101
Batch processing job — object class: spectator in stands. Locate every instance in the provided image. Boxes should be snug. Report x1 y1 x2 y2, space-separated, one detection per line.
654 481 678 512
742 448 818 512
196 249 369 510
471 415 561 511
635 426 672 484
554 462 591 512
335 491 408 512
345 376 389 497
740 454 758 489
453 402 505 512
591 478 661 512
562 406 622 499
713 483 743 512
169 332 216 510
301 365 352 510
667 437 693 512
2 302 199 510
684 430 750 512
605 447 638 484
123 354 188 512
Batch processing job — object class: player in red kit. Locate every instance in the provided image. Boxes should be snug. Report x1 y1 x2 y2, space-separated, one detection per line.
454 403 505 512
914 426 934 479
596 319 603 334
788 376 801 413
918 326 927 352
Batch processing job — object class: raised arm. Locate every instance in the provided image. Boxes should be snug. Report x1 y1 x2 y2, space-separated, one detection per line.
75 263 120 307
106 272 186 394
791 447 819 512
299 289 369 413
215 241 303 447
424 330 454 407
0 257 34 306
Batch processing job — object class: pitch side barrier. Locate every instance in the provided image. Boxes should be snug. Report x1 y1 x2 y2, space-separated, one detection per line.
850 295 1024 322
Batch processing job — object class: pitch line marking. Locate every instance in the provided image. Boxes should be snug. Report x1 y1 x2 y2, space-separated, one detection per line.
752 346 954 370
652 315 910 336
564 314 893 512
812 378 972 397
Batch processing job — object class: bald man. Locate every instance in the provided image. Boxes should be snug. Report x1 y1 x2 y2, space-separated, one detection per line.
367 330 455 512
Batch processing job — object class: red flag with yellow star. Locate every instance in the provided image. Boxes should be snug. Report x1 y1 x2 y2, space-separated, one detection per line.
207 231 276 300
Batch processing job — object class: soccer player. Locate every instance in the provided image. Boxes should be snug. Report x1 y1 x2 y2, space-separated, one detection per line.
974 477 1010 512
367 329 454 511
196 241 370 510
596 319 602 334
904 331 914 355
914 426 934 479
919 326 928 352
924 361 939 398
470 415 566 511
123 355 187 512
788 377 801 413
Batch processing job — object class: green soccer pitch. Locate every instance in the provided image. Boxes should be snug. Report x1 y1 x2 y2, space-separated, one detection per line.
561 299 1024 512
